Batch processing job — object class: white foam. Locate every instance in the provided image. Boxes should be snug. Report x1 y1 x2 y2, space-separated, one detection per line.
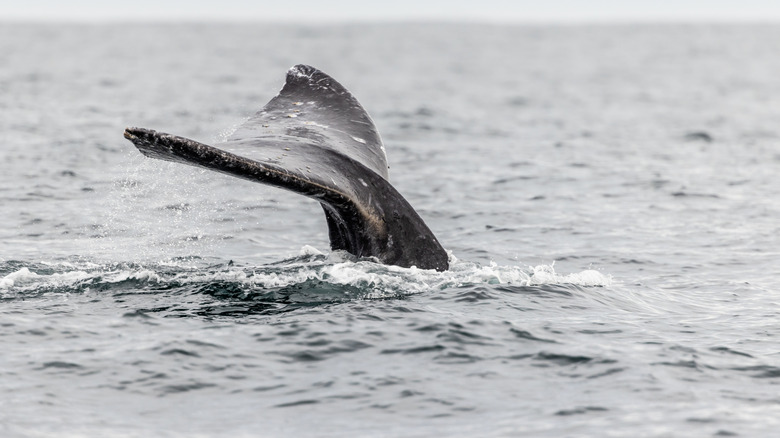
299 245 324 256
527 264 612 287
0 257 612 299
1 267 94 291
109 269 163 283
1 268 37 289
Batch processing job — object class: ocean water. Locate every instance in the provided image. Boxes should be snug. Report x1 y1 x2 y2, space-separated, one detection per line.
1 23 779 437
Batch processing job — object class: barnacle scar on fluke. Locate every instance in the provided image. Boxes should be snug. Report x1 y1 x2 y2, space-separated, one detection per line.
123 64 448 271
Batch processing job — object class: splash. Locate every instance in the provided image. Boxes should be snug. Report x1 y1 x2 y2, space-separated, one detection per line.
0 266 94 291
1 251 612 302
527 263 612 287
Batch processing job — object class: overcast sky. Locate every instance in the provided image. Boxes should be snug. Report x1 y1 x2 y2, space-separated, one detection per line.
4 0 780 22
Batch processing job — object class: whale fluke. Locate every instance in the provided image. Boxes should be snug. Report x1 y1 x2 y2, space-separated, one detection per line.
124 65 448 271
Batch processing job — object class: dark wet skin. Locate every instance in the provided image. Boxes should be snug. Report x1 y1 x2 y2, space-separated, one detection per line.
124 65 448 271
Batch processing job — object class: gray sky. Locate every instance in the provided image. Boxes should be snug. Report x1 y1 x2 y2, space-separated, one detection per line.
4 0 780 22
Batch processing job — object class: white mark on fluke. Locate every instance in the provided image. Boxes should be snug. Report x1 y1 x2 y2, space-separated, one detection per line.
289 66 312 79
304 121 329 129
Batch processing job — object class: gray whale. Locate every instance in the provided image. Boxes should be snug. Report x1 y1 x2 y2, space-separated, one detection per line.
124 65 449 271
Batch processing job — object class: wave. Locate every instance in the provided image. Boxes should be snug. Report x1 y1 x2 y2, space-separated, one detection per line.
1 249 612 315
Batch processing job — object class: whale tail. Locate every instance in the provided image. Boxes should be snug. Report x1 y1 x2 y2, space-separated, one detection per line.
124 65 448 271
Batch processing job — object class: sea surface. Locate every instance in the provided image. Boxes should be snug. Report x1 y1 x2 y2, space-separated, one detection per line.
1 23 779 437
